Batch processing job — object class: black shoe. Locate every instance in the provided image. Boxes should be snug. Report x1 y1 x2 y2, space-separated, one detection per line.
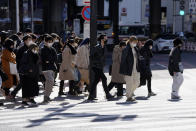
30 99 37 104
22 101 29 106
106 94 114 100
58 92 67 96
68 91 76 96
0 102 3 106
87 97 98 101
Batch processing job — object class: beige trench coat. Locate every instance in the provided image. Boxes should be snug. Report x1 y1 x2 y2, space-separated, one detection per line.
59 46 76 81
111 45 125 83
75 45 90 84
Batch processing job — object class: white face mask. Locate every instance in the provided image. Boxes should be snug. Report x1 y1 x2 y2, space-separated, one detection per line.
27 41 33 46
54 40 59 43
149 46 152 50
132 43 137 47
48 43 53 47
32 50 38 54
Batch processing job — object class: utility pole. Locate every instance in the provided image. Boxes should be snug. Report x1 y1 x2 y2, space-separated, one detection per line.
173 0 176 34
113 0 119 45
16 0 20 32
90 0 97 98
31 0 34 33
149 0 161 39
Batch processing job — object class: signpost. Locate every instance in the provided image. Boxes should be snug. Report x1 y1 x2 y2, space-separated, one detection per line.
82 6 90 21
82 2 90 39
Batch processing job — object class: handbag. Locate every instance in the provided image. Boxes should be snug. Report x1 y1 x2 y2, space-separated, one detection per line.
74 67 81 82
9 62 18 75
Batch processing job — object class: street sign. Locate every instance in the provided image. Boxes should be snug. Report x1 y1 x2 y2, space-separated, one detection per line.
82 6 90 21
83 0 90 4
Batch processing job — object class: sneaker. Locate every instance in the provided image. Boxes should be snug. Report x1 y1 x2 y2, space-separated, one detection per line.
126 97 136 102
171 94 180 100
43 96 51 103
148 92 157 97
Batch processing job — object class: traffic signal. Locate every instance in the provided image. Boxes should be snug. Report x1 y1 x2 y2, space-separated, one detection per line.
179 0 185 16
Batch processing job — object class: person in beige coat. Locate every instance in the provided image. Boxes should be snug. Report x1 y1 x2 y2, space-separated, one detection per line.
108 41 126 97
120 36 140 102
59 39 77 95
75 38 90 92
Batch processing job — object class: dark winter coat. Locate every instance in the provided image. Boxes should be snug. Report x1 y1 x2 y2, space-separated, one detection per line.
19 51 40 78
120 44 140 76
90 43 105 69
139 45 153 85
40 45 57 71
16 44 28 70
19 50 40 98
168 47 182 76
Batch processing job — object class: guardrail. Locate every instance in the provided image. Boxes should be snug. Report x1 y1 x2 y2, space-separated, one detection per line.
182 41 196 53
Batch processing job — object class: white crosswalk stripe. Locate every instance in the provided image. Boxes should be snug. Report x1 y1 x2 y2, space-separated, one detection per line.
0 70 196 131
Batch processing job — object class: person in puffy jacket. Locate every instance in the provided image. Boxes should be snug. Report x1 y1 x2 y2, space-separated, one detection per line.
168 38 184 100
139 39 156 97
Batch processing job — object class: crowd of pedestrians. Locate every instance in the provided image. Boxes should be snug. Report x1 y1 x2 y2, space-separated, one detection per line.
0 29 184 107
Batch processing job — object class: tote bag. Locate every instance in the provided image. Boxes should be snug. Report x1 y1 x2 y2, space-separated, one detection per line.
9 62 18 75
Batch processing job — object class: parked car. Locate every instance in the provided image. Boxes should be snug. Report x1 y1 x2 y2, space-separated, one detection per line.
152 34 177 53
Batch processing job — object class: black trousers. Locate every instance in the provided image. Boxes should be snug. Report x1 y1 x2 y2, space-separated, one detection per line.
59 80 64 93
147 78 152 93
108 82 123 96
88 67 109 99
11 83 22 97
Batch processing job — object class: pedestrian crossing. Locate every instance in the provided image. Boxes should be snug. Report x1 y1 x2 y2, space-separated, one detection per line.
0 69 196 131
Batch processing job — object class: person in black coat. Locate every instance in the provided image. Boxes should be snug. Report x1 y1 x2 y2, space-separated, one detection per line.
10 35 32 98
168 38 184 99
19 44 40 106
88 34 113 101
139 39 156 97
119 36 140 102
40 35 57 103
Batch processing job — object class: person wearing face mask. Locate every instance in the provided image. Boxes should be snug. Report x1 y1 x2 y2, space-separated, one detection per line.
108 41 126 97
120 36 141 102
168 38 184 100
51 33 63 86
19 44 40 106
9 35 32 99
40 35 57 103
75 38 90 94
139 39 156 97
59 39 78 96
9 34 20 51
1 39 19 99
87 34 113 101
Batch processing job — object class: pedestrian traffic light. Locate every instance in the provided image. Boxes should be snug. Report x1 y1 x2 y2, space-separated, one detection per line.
180 10 185 16
179 0 185 16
